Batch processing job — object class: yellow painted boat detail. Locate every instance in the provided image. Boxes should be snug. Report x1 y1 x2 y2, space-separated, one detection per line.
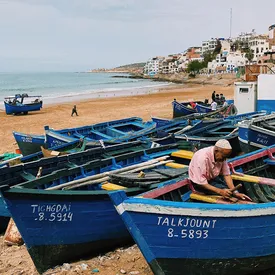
165 163 187 168
171 150 194 159
190 193 221 203
232 174 259 183
101 183 126 190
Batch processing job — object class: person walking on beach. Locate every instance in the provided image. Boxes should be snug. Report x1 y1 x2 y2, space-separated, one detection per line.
211 91 216 102
71 105 78 116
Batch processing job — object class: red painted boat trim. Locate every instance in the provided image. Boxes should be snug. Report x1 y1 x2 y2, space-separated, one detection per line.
229 147 275 167
142 179 189 199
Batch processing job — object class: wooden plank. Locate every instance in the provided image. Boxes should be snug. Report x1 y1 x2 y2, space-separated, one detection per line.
101 183 126 190
171 150 194 159
232 174 275 186
20 172 36 181
165 163 186 168
190 193 231 204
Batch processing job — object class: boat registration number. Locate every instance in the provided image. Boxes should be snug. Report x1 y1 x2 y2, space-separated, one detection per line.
157 216 217 239
31 204 73 222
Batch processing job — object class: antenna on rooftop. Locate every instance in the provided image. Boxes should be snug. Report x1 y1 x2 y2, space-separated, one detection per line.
230 8 232 38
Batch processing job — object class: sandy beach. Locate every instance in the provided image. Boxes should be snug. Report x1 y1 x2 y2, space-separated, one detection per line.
0 81 234 275
0 82 234 154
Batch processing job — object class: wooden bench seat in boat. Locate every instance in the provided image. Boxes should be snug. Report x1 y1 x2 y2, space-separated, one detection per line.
106 127 128 137
20 171 36 181
89 130 111 140
166 162 186 169
171 150 194 160
101 182 126 190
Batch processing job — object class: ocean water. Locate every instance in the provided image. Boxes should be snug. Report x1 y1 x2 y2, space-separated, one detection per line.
0 72 170 108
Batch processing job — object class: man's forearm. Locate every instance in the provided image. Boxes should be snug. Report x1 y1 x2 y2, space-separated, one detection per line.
224 175 234 189
198 184 222 195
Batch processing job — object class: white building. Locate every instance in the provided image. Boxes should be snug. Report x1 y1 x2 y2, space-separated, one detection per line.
235 31 257 43
202 38 218 54
143 57 164 75
208 51 248 73
248 35 270 62
226 51 248 72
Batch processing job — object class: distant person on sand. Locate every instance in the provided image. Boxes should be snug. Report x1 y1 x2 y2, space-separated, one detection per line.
211 91 216 102
211 100 217 111
215 94 221 105
71 105 78 116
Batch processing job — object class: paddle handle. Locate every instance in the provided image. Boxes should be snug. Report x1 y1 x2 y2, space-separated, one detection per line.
230 183 242 192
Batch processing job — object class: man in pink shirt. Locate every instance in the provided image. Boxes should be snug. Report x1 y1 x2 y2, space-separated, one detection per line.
189 139 251 201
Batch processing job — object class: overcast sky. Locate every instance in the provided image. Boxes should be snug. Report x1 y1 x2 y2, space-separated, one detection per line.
0 0 274 72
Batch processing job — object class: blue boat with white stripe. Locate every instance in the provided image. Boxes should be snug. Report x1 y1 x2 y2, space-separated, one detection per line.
110 146 275 275
238 113 275 152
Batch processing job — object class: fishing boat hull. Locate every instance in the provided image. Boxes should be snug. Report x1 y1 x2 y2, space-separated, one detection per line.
4 101 42 115
0 189 133 273
13 131 46 156
195 103 212 113
0 143 179 220
175 120 241 156
176 135 240 156
45 129 76 148
110 190 275 275
238 114 275 153
172 100 197 118
151 117 173 128
45 117 156 147
0 216 10 233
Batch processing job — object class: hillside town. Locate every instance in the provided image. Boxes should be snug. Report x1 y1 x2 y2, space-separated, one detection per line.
143 24 275 76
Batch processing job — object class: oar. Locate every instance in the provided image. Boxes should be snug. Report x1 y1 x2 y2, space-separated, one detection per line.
226 127 238 136
230 183 242 192
65 160 173 190
46 156 170 190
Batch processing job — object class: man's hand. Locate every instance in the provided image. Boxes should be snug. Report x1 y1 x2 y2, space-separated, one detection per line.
218 189 232 199
234 192 252 202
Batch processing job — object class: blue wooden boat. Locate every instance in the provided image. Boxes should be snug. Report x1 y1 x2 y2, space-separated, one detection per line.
0 143 179 219
172 99 234 118
151 116 188 128
44 117 156 148
195 102 213 113
0 160 188 273
13 131 102 157
172 99 199 118
110 146 275 275
174 120 241 156
4 94 42 115
238 113 275 153
152 111 266 129
13 131 46 156
13 117 155 156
